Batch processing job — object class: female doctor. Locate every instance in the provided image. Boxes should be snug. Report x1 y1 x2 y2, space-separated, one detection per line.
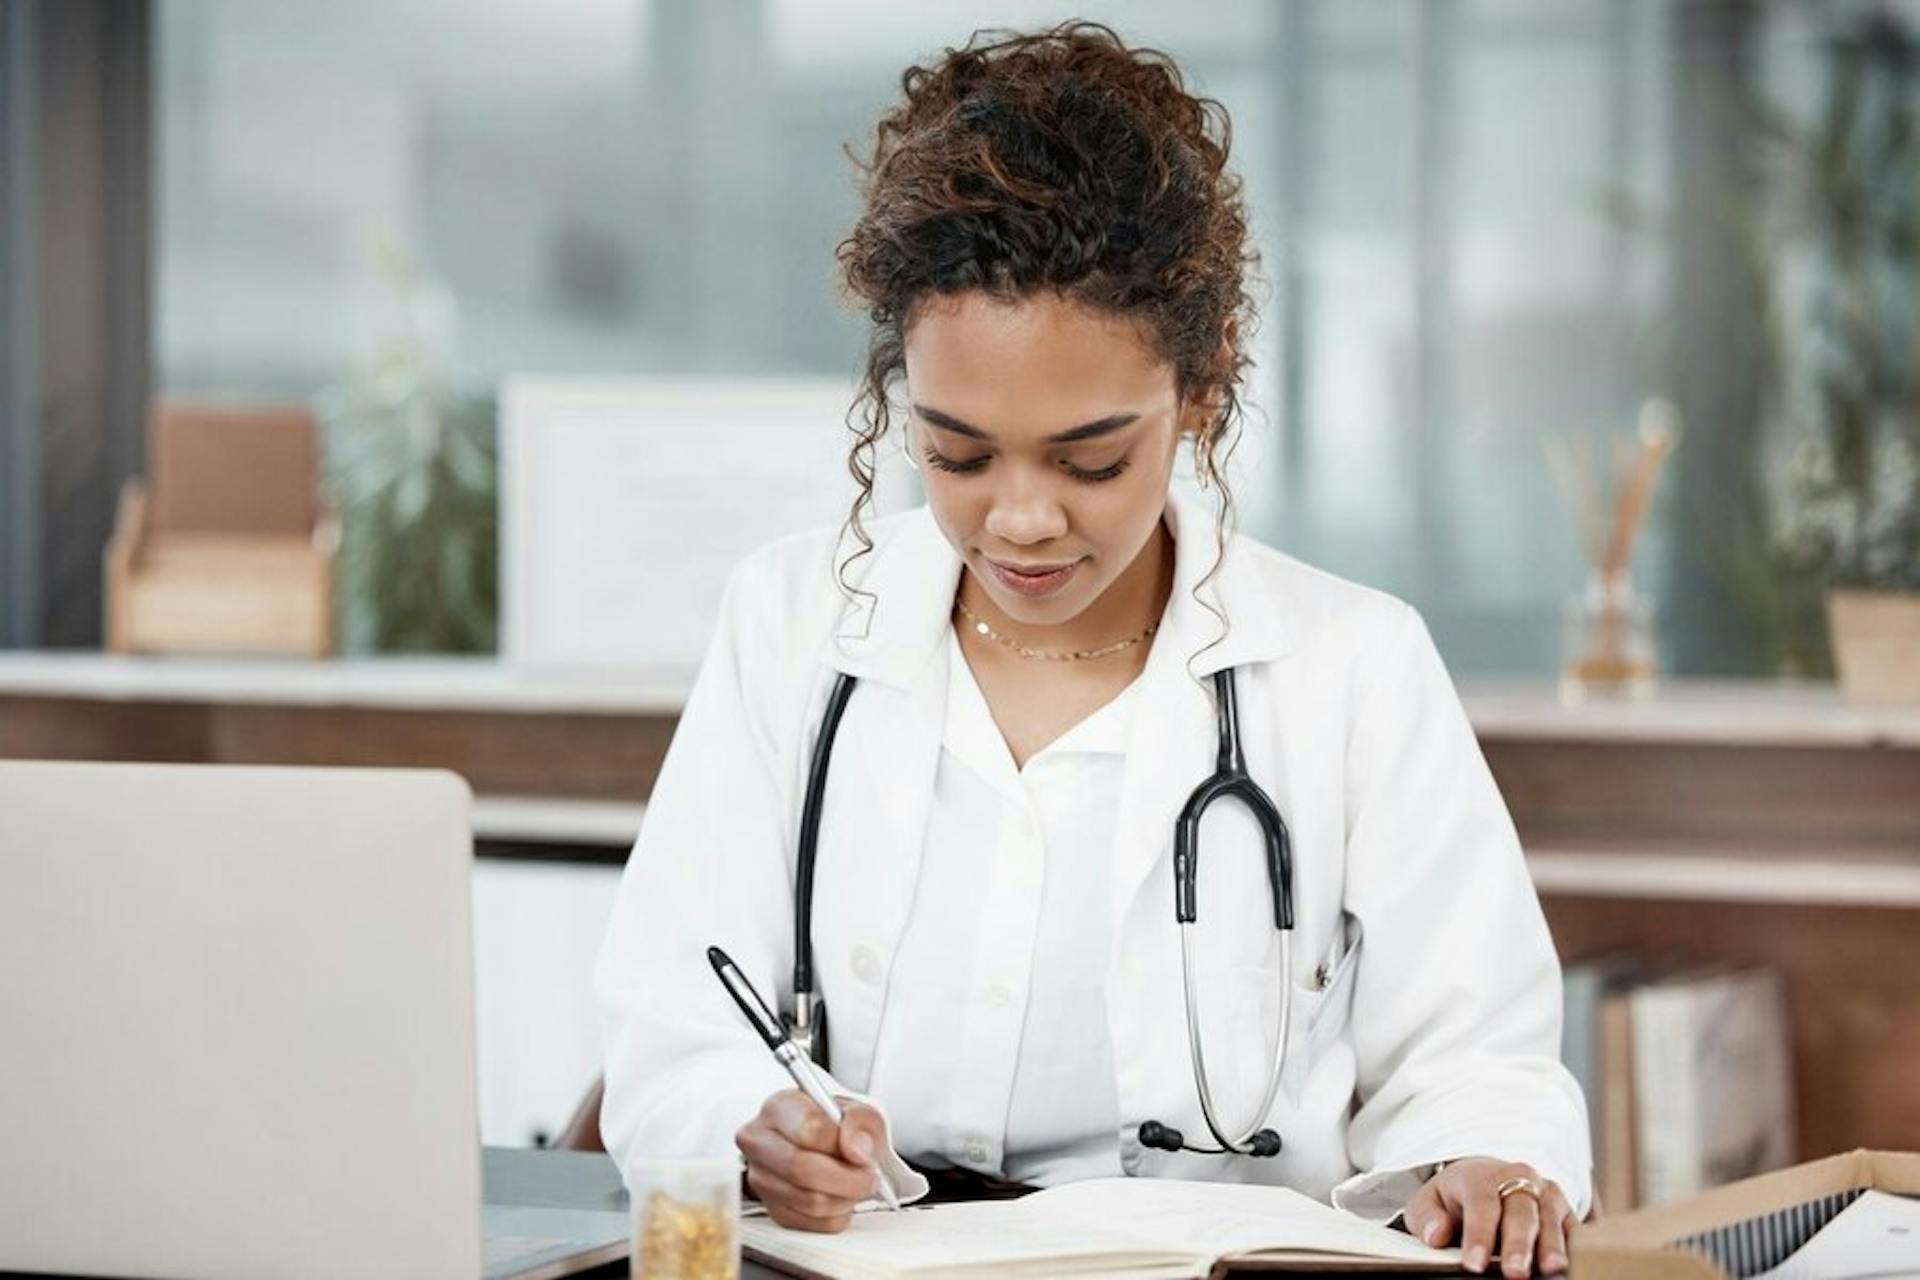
597 23 1590 1279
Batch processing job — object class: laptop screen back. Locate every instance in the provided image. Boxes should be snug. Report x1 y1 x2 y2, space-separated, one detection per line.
0 762 481 1279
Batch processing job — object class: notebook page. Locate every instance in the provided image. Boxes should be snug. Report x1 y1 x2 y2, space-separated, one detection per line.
1033 1178 1462 1266
738 1198 1200 1279
739 1178 1461 1278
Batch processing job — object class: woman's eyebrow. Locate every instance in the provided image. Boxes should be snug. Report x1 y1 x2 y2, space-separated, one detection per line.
911 403 1140 444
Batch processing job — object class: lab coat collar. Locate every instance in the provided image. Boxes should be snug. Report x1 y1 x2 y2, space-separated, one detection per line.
827 490 1295 689
1154 489 1297 678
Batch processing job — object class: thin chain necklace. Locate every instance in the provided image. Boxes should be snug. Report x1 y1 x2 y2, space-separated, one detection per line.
954 597 1157 662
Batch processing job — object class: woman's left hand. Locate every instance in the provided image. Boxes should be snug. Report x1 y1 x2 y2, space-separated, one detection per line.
1401 1157 1575 1278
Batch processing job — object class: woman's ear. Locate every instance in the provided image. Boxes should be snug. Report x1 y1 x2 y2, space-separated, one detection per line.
1181 389 1224 440
1188 319 1239 435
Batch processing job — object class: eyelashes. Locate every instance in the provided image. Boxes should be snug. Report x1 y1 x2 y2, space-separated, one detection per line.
1070 457 1133 483
921 448 987 476
921 448 1133 485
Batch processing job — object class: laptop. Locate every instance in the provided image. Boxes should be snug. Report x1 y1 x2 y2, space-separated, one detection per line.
0 760 629 1279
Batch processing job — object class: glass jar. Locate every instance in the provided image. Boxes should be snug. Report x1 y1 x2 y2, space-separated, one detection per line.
1560 569 1656 703
630 1155 740 1280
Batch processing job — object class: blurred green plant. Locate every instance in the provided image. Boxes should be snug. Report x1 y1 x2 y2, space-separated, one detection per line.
1600 9 1920 674
1621 9 1920 674
1751 9 1920 602
320 240 498 654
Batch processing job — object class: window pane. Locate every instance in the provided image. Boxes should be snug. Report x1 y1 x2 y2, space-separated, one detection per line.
156 1 1841 675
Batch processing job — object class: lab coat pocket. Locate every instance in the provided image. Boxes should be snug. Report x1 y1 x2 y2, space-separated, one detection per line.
1280 918 1363 1101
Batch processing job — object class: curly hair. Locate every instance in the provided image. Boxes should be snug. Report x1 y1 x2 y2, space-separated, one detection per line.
833 20 1261 612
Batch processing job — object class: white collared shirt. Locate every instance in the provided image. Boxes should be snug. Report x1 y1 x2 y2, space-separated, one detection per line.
871 629 1140 1186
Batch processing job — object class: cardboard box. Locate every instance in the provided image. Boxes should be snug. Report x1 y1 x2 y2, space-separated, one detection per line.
1573 1149 1920 1279
148 401 319 536
105 402 337 657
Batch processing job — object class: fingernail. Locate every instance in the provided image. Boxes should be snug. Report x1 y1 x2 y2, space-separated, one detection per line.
1504 1256 1527 1279
1422 1221 1444 1246
850 1132 874 1162
1544 1253 1567 1275
1464 1246 1487 1273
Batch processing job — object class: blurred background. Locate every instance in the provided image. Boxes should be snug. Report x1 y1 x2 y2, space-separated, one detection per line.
3 0 1917 1205
13 0 1920 673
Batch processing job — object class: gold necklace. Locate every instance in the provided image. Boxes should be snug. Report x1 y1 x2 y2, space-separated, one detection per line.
954 598 1157 662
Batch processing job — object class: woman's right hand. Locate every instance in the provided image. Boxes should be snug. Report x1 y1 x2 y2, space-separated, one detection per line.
734 1088 890 1232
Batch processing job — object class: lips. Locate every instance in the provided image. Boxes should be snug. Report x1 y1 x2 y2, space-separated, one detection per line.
987 556 1082 599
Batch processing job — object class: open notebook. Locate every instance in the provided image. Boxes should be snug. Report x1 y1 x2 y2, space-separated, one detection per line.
740 1177 1461 1278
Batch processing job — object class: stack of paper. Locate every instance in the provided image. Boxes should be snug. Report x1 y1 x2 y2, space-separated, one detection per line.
1754 1189 1920 1279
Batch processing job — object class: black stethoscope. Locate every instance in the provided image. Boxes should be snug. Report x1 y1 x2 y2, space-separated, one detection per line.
785 660 1298 1161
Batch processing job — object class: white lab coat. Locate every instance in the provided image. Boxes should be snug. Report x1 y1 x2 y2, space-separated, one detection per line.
595 491 1593 1218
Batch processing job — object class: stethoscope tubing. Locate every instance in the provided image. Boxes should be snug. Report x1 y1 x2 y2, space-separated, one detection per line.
790 665 1296 1157
790 669 857 1060
1181 919 1293 1153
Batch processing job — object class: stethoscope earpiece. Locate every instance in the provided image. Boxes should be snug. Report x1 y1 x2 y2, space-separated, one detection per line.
1137 1119 1283 1159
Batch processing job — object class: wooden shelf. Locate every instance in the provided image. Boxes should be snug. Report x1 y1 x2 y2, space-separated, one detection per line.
0 651 697 715
472 795 644 848
4 654 1918 747
467 801 1920 907
1461 678 1920 749
1525 844 1920 907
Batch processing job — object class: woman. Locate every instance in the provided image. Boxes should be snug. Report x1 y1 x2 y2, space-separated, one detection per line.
597 23 1589 1279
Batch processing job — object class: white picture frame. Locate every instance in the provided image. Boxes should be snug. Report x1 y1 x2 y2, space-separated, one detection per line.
500 377 914 674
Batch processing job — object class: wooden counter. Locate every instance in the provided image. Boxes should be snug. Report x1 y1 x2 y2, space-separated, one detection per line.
5 653 1915 872
0 653 692 809
4 652 1917 1159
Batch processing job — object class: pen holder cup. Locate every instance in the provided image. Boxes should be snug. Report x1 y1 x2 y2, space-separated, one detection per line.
630 1155 741 1280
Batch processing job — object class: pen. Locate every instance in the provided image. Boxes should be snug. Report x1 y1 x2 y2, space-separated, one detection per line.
706 945 903 1211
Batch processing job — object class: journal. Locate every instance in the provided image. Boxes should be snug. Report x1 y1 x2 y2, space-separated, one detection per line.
740 1176 1461 1278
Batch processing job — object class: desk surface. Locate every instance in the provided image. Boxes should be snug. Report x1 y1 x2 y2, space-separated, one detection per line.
481 1151 1458 1280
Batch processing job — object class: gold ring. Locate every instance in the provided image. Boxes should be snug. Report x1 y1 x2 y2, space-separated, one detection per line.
1495 1176 1543 1202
